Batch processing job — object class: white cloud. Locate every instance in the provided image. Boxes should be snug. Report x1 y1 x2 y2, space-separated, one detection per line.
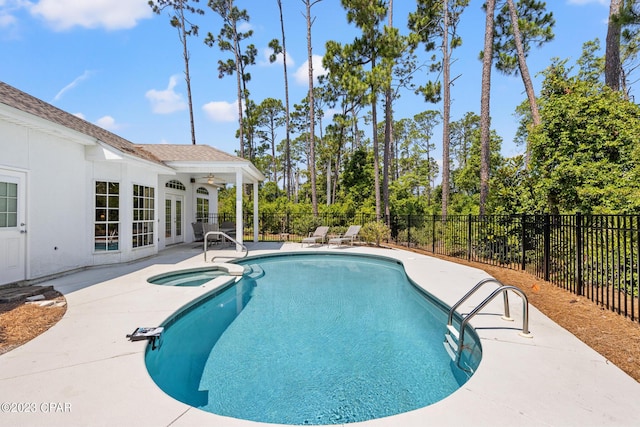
237 21 252 33
145 75 187 114
0 0 27 34
73 112 86 120
259 47 296 68
95 115 120 131
0 11 16 28
294 54 327 85
29 0 152 31
202 100 238 122
54 70 93 101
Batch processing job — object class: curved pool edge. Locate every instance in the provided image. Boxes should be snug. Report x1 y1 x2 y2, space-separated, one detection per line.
144 249 485 425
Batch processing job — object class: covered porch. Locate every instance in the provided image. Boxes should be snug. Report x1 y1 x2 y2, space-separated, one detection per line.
136 144 265 249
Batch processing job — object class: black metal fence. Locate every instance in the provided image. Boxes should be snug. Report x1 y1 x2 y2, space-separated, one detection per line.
203 212 640 322
395 213 640 323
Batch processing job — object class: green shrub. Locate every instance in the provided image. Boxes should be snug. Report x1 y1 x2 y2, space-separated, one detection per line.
361 221 391 246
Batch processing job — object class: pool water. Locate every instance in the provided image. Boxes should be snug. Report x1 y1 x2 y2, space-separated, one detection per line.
145 253 481 425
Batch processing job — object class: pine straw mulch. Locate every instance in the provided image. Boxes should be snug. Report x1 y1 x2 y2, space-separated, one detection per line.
1 251 639 383
401 247 640 383
0 289 66 356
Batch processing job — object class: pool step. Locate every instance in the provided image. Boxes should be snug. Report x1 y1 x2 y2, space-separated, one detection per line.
446 324 459 340
247 264 265 280
444 325 460 362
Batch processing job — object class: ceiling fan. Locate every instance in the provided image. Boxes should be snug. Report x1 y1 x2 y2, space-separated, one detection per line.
194 174 224 186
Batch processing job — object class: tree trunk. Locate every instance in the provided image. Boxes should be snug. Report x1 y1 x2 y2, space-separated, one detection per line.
178 5 197 145
233 33 245 158
605 0 623 91
277 0 292 198
506 0 540 164
383 0 393 224
305 0 319 215
372 59 381 221
441 0 450 219
479 0 496 216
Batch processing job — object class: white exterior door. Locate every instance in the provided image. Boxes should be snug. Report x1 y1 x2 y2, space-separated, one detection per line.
164 194 184 245
0 170 26 285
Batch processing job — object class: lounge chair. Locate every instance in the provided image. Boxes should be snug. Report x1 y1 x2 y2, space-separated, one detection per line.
191 222 204 241
301 226 329 247
328 225 361 247
202 222 221 245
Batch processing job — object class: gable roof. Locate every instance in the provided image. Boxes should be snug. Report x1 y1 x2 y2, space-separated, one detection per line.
136 144 243 163
0 81 162 165
0 81 264 182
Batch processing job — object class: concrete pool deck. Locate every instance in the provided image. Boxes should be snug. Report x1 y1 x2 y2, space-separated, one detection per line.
0 242 639 427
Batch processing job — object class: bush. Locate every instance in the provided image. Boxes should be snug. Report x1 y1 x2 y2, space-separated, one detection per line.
361 221 391 246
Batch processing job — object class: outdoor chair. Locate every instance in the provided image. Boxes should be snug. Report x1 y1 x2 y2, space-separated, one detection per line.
328 225 361 247
202 222 221 245
301 226 329 247
191 222 204 242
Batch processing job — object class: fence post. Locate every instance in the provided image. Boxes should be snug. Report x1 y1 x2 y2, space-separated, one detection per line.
576 212 583 296
407 214 412 248
544 213 550 282
432 214 436 253
467 214 472 261
521 213 526 271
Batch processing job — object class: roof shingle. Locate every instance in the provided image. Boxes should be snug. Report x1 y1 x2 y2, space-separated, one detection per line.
0 81 162 165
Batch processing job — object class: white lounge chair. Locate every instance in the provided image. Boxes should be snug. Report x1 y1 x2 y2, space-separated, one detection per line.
328 225 361 247
301 226 329 247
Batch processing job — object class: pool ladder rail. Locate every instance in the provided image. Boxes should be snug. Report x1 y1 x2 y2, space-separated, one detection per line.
203 231 248 262
444 278 533 367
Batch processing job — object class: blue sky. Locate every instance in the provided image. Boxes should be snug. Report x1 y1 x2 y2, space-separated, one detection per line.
1 0 613 164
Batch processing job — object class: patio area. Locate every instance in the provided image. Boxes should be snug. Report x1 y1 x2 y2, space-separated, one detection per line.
0 242 639 427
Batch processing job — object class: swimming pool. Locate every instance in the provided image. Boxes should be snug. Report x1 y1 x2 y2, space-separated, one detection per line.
145 253 482 425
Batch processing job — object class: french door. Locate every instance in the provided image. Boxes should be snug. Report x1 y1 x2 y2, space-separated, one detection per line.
164 194 184 245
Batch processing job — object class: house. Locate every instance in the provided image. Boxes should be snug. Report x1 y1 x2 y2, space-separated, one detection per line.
0 81 264 286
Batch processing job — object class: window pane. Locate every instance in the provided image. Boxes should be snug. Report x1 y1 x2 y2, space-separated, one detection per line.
96 181 107 194
0 183 6 197
108 224 119 235
7 183 17 197
108 196 119 208
7 213 16 227
7 198 17 213
0 198 6 212
109 182 119 194
0 213 6 227
96 209 107 222
95 224 106 237
96 195 107 208
108 209 119 221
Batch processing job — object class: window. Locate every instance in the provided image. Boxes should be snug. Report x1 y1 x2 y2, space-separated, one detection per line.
196 187 209 221
132 184 155 248
0 181 18 228
95 181 119 251
166 180 186 191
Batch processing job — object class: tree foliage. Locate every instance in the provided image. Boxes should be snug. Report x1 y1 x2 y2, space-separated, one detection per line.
528 59 640 214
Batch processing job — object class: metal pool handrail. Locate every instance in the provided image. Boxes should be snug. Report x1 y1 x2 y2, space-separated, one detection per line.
445 279 532 366
203 231 248 262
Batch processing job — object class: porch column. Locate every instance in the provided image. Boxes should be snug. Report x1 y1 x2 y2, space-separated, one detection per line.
253 180 259 242
235 168 243 250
